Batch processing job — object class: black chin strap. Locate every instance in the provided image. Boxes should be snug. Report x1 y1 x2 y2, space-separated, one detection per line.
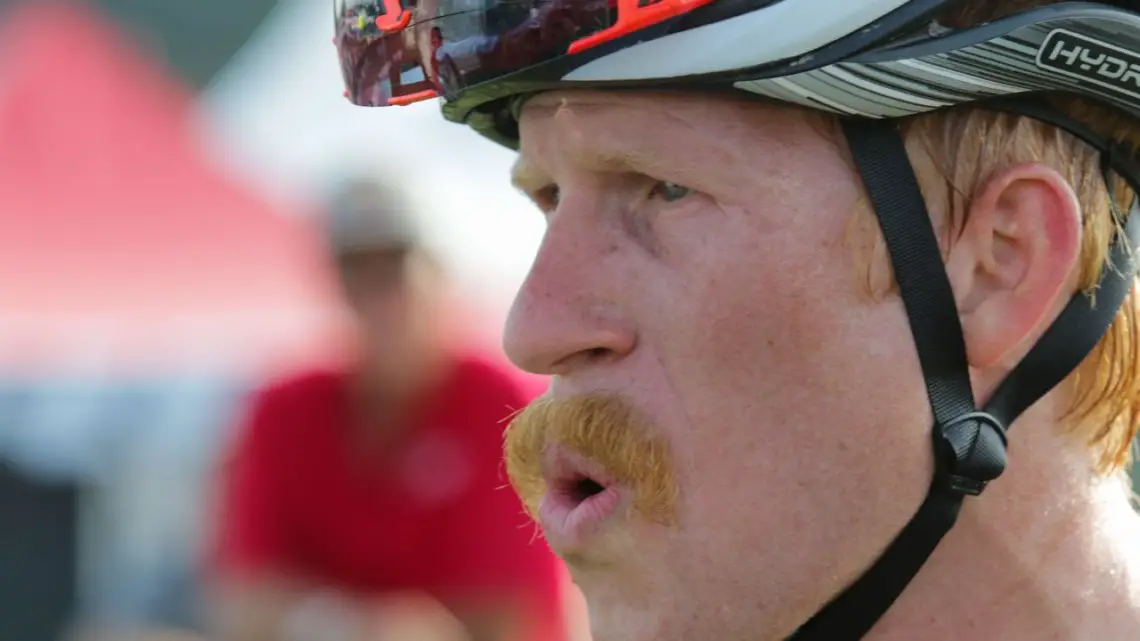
788 112 1140 641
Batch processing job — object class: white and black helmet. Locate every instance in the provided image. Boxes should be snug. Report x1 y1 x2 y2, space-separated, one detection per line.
333 1 1140 639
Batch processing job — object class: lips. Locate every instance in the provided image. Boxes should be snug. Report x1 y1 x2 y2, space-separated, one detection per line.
537 445 622 550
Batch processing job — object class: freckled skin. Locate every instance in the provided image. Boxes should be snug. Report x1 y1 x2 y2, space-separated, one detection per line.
501 89 1140 641
506 91 932 640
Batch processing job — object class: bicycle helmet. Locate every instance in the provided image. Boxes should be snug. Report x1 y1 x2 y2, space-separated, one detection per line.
332 1 1140 638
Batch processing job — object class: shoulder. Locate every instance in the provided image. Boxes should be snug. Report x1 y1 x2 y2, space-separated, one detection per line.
251 368 345 414
236 367 347 445
429 352 546 446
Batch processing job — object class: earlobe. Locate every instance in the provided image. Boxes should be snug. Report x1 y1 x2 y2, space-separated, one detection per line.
950 163 1083 370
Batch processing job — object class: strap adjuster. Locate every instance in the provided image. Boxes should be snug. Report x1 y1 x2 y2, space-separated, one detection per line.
935 411 1008 497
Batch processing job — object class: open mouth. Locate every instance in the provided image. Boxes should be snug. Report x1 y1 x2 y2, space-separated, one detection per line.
537 446 623 548
560 475 608 505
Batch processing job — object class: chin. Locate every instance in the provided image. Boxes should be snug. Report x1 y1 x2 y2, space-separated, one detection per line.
575 576 682 641
588 608 668 641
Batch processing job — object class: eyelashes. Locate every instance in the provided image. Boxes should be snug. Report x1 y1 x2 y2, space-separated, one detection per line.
649 181 692 203
531 180 693 215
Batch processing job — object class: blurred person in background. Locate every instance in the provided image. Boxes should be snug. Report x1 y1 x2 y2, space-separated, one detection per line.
207 176 567 641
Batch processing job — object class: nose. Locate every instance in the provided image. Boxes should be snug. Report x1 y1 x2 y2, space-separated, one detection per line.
503 202 637 377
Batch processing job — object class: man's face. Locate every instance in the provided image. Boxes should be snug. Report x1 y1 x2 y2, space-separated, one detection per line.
342 248 442 389
502 92 937 641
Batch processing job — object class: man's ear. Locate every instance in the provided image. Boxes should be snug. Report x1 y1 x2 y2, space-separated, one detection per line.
943 162 1083 370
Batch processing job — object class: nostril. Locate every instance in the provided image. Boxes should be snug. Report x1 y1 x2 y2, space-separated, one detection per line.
586 347 611 360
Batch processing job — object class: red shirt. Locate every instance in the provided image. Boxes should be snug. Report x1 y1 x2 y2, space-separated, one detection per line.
213 353 564 640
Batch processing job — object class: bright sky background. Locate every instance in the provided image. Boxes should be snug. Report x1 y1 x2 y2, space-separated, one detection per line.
197 0 547 320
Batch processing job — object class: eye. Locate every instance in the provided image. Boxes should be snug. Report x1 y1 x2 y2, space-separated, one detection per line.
649 181 692 203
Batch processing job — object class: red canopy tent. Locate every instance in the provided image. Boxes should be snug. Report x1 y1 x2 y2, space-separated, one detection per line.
0 1 344 376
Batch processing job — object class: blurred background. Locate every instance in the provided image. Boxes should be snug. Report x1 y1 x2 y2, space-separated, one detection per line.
0 0 550 639
1 2 1138 641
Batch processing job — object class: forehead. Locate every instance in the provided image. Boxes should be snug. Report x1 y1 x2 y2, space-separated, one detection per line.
520 89 757 126
513 91 829 187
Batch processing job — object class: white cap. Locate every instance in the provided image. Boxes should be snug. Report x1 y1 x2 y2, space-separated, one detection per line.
323 176 425 256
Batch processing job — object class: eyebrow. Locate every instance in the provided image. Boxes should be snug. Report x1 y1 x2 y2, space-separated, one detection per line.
510 148 692 195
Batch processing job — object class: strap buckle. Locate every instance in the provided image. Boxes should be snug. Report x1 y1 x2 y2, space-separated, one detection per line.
934 411 1008 497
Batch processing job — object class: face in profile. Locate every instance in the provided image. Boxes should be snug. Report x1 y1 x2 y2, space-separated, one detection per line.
502 91 936 641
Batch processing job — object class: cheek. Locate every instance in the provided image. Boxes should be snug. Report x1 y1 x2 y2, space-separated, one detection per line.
639 207 935 605
655 222 863 498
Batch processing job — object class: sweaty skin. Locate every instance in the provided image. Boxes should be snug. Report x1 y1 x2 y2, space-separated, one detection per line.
502 90 1140 641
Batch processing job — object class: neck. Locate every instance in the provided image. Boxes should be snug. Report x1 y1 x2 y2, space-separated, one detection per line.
869 401 1140 641
349 352 451 425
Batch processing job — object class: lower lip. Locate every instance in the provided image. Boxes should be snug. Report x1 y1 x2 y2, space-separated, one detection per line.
537 485 622 550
